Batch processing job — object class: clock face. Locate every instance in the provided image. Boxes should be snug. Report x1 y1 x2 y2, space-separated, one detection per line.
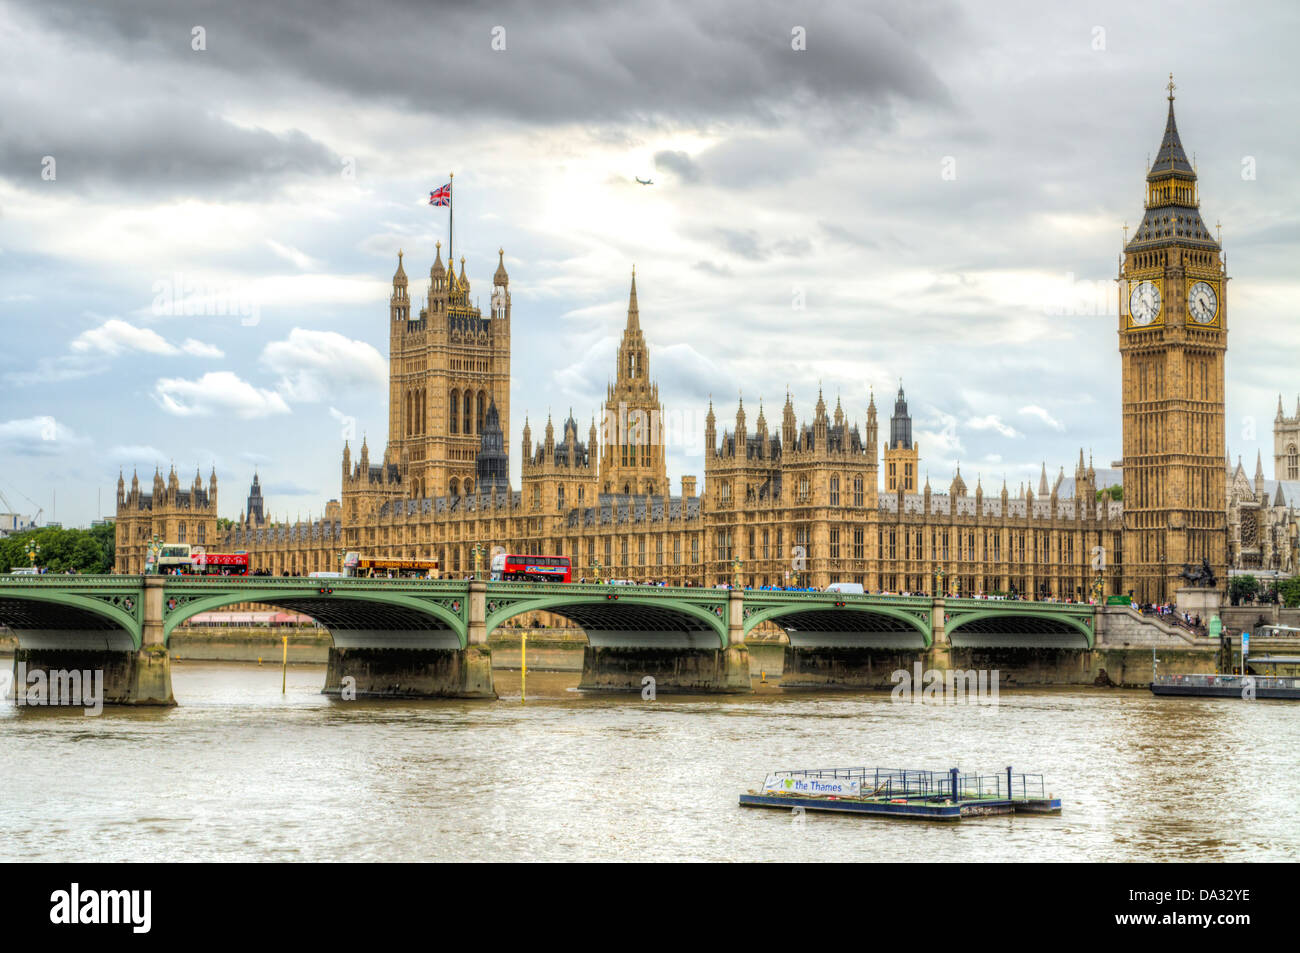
1187 280 1218 324
1128 280 1161 326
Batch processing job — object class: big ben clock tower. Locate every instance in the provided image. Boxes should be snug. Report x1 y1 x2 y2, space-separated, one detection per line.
1119 76 1228 604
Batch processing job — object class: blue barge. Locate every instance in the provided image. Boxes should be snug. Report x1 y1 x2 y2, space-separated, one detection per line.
739 767 1062 822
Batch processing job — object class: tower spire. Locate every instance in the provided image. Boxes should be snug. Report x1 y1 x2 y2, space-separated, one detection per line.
626 267 639 332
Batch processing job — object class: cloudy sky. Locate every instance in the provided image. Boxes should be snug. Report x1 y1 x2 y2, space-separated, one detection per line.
2 0 1298 528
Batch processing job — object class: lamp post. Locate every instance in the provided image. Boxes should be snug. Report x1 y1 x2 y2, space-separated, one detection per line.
935 565 946 598
590 558 603 585
471 543 486 581
732 555 743 589
25 539 40 569
145 535 161 575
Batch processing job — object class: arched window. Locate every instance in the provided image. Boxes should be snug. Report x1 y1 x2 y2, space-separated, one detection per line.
477 391 486 434
463 390 472 435
405 392 412 436
1290 444 1298 480
449 477 459 497
449 390 459 434
464 478 474 496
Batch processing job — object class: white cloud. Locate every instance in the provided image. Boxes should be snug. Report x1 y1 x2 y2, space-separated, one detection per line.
261 329 386 402
1018 404 1064 431
0 416 88 455
154 371 291 418
916 410 963 465
71 318 177 356
965 415 1020 439
64 319 223 362
264 238 321 271
181 338 225 358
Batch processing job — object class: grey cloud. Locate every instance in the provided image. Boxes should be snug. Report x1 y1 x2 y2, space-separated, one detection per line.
24 0 956 126
700 228 812 262
0 103 340 197
654 150 702 183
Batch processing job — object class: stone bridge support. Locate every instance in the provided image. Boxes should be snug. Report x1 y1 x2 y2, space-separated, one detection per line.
575 588 750 694
15 576 173 706
320 579 494 700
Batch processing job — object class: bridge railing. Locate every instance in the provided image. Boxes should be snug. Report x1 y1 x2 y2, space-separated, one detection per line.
486 581 721 597
0 574 134 585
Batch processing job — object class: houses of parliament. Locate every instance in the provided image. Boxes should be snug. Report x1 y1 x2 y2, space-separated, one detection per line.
114 87 1298 604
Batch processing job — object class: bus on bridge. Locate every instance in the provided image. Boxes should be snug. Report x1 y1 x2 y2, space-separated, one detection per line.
491 552 571 583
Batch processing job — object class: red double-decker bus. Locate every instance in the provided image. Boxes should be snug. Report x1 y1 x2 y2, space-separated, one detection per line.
490 553 571 583
187 552 250 576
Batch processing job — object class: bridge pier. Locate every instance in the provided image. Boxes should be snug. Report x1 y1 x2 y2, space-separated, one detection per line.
577 589 751 694
779 646 922 690
320 578 495 699
13 645 175 707
321 645 495 699
577 645 751 694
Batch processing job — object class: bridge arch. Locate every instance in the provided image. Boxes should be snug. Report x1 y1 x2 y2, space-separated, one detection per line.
742 601 932 649
162 587 469 649
944 608 1093 649
484 593 729 650
0 589 140 650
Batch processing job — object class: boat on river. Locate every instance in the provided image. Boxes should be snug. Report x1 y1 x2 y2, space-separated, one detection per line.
739 766 1062 822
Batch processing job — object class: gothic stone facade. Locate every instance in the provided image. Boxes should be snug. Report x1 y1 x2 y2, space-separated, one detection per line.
116 89 1253 602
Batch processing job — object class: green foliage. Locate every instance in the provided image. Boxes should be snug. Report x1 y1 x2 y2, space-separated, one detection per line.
216 517 235 531
1095 484 1123 502
1279 576 1300 609
0 523 115 574
1230 574 1260 604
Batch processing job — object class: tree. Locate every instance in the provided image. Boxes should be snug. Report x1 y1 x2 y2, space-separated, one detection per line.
1279 576 1300 609
1095 484 1123 502
1230 574 1260 606
0 523 115 574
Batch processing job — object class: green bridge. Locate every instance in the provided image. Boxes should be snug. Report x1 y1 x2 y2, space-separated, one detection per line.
0 575 1097 703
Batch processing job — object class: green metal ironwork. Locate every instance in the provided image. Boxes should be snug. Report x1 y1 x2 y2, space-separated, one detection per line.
0 576 1099 653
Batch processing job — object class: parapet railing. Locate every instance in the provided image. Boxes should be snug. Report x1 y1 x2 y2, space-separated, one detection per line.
773 767 1045 802
1154 673 1300 690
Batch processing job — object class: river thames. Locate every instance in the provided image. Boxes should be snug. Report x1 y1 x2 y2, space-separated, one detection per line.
1 662 1296 862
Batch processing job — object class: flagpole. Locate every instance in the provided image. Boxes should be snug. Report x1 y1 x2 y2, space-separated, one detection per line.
448 171 454 266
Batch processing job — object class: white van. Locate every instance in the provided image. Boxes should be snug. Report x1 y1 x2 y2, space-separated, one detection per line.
825 582 864 594
9 567 39 575
308 571 344 578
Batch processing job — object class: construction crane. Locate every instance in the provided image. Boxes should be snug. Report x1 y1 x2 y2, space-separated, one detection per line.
0 484 43 528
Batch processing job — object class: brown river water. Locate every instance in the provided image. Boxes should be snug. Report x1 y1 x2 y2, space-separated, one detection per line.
0 661 1296 862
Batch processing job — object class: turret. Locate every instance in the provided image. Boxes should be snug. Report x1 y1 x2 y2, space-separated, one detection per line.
782 390 797 450
866 389 878 460
705 400 717 457
491 248 510 320
390 250 409 323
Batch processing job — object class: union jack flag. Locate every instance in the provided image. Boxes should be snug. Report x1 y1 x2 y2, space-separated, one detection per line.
429 183 451 206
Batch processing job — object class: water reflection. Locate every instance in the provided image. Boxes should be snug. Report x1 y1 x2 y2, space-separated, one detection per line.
0 662 1295 861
